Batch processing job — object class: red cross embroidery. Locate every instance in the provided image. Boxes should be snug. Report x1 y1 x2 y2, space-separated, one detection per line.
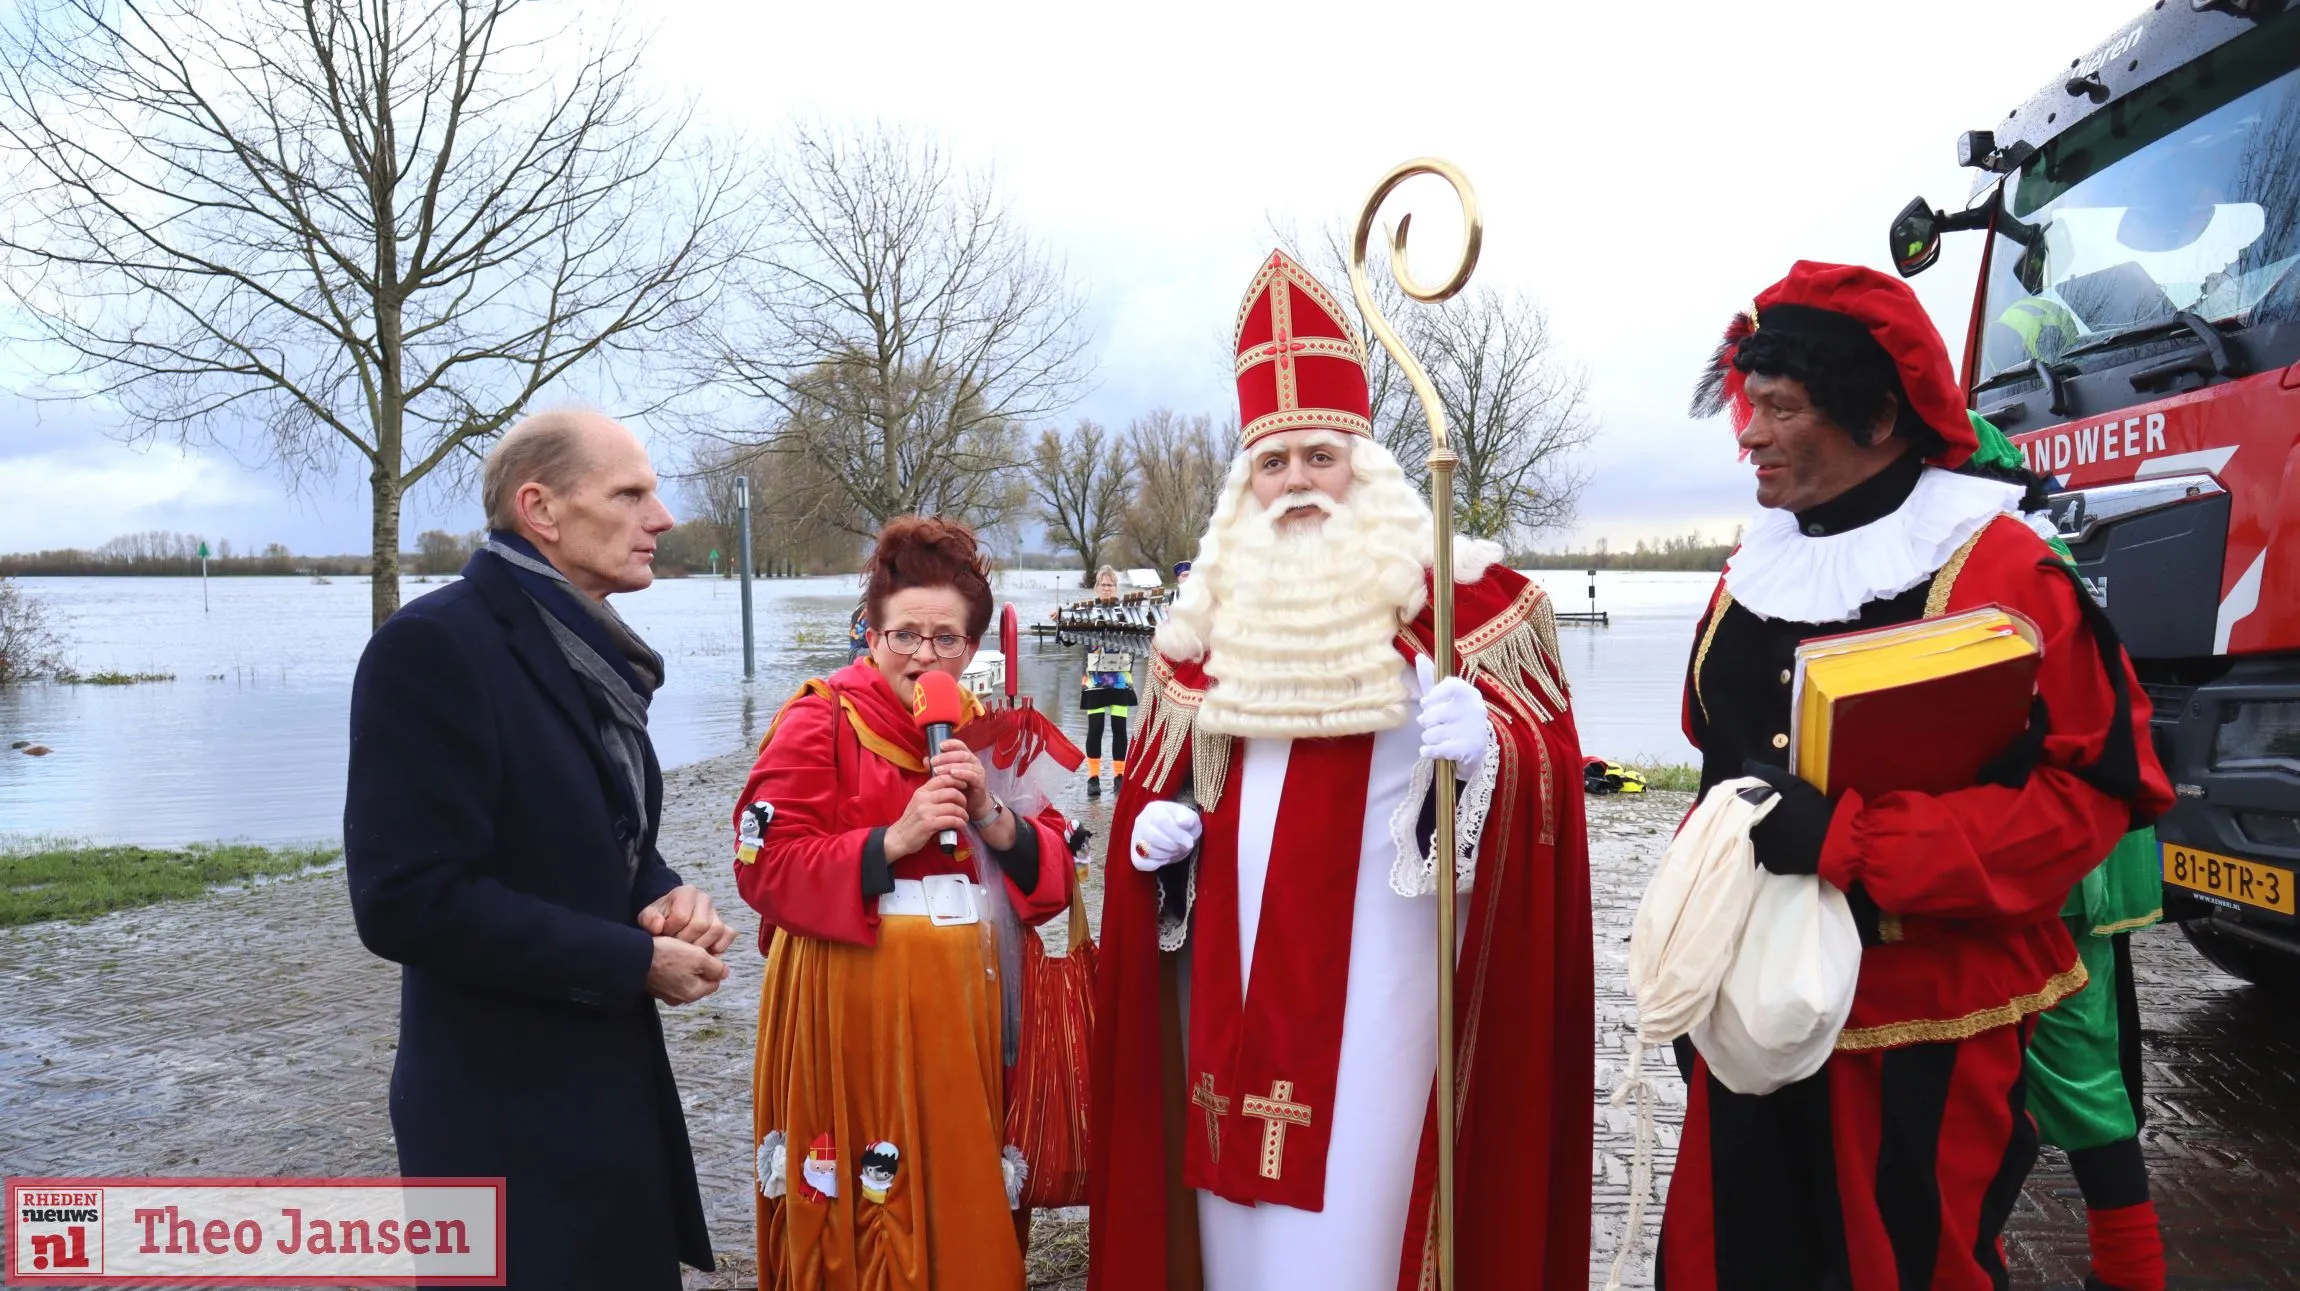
1259 327 1307 374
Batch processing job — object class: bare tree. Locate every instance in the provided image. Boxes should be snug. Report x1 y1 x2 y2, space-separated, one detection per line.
1120 408 1229 575
1409 287 1595 541
0 577 69 684
1027 419 1129 586
0 0 754 627
690 122 1091 536
680 439 865 577
1282 226 1594 542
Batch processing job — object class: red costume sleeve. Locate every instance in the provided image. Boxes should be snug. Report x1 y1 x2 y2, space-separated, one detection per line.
1818 526 2173 920
731 692 879 946
1001 804 1074 926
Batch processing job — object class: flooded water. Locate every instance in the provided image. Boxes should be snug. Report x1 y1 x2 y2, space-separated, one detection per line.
0 568 1711 846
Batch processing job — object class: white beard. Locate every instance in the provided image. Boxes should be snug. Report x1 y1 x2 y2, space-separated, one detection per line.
1158 440 1433 740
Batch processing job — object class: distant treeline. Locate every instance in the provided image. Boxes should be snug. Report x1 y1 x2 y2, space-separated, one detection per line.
0 528 484 577
1517 529 1740 572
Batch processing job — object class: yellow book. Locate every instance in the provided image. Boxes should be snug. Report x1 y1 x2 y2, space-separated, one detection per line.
1788 606 2043 797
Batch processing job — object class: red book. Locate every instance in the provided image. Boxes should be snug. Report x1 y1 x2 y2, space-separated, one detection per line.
1791 606 2042 798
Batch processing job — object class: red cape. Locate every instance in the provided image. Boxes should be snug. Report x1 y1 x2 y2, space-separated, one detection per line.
1085 566 1593 1291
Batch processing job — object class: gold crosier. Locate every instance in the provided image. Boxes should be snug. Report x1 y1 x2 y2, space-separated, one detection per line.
1348 159 1482 1291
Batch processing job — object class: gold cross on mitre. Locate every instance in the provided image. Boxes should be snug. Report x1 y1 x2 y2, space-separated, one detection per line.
1191 1072 1230 1163
1241 1079 1313 1181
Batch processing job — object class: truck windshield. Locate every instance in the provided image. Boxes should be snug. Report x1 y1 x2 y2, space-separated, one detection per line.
1976 25 2300 385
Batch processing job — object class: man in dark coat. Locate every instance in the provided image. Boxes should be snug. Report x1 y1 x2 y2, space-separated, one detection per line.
346 408 735 1290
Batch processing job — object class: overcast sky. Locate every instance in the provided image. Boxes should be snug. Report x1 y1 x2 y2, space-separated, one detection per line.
0 0 2150 556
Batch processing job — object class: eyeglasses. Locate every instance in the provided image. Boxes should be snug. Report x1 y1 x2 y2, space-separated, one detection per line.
881 629 969 659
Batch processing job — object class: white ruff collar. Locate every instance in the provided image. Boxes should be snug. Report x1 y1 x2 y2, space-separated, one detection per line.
1724 467 2023 623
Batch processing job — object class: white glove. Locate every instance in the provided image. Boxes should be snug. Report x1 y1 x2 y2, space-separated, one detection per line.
1416 656 1490 778
1129 800 1202 872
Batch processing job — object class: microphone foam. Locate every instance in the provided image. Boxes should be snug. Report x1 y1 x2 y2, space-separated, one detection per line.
911 669 966 729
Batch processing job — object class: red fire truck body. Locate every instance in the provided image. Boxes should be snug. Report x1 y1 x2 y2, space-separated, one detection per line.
1898 1 2300 984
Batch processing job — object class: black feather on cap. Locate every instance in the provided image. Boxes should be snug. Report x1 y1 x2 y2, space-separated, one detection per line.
1690 309 1756 419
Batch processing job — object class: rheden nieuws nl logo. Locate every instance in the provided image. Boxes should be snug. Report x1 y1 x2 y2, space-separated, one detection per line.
6 1177 505 1286
12 1186 101 1275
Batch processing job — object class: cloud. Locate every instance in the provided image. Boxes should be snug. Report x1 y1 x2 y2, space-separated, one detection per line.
0 0 2143 555
644 0 2127 544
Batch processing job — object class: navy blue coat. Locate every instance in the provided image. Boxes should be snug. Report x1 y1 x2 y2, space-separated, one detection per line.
344 553 711 1289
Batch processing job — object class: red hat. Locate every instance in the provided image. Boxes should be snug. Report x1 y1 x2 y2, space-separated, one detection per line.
1691 260 1976 468
1232 250 1372 450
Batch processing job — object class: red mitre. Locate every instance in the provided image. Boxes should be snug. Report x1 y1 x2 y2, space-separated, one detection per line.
1691 259 1976 468
1232 249 1372 450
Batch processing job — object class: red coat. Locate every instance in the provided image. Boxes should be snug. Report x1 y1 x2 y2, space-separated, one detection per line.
732 663 1071 948
1685 515 2174 1048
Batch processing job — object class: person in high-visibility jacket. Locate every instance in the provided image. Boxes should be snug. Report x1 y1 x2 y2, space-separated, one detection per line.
1080 565 1137 797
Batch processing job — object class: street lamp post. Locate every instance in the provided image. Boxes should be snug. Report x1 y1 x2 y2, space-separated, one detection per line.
736 476 756 681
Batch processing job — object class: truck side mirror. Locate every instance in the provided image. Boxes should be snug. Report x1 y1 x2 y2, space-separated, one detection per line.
1890 197 1943 278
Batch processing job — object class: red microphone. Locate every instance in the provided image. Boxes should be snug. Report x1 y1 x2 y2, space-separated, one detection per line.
910 670 967 854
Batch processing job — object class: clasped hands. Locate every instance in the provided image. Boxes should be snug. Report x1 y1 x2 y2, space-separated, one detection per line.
640 885 735 1007
1128 660 1493 873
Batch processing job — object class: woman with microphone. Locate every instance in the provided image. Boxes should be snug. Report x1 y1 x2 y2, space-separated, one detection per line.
733 516 1074 1290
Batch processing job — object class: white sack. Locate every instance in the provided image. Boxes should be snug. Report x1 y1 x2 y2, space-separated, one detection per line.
1690 870 1862 1095
1624 778 1776 1043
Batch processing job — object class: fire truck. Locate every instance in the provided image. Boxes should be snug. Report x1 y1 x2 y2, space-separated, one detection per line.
1892 1 2300 987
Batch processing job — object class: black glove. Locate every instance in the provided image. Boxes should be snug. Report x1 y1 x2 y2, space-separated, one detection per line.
1741 759 1835 876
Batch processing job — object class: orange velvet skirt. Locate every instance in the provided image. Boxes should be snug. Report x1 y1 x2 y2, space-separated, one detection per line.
753 916 1022 1291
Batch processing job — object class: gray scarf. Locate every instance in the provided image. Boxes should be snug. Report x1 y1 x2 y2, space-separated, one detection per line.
484 537 665 879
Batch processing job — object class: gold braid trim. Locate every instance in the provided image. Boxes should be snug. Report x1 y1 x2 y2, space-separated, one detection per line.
1692 587 1732 724
2090 910 2162 937
1923 526 1993 618
1833 958 2089 1052
1455 583 1571 722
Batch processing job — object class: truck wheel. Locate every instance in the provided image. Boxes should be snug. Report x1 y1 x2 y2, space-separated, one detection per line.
2180 921 2300 993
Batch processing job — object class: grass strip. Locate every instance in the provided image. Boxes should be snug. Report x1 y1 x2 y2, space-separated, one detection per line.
1627 762 1701 793
0 841 339 928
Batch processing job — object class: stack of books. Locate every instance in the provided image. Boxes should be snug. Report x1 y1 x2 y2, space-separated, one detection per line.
1790 606 2043 798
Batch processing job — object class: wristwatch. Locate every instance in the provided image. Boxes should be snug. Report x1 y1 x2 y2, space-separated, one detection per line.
970 798 1006 830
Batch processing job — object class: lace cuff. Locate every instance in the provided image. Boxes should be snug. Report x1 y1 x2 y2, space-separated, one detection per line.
1387 724 1500 898
1156 854 1197 951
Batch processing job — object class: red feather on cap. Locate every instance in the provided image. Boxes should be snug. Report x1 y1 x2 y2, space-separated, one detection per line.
1690 308 1757 428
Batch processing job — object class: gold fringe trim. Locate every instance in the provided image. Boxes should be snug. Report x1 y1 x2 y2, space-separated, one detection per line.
1833 959 2090 1052
1923 526 1992 618
2090 910 2162 937
1194 729 1234 813
1456 583 1571 723
1692 586 1732 724
1132 655 1232 811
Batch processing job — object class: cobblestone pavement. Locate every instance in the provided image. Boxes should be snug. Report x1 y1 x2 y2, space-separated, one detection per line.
5 764 2296 1289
